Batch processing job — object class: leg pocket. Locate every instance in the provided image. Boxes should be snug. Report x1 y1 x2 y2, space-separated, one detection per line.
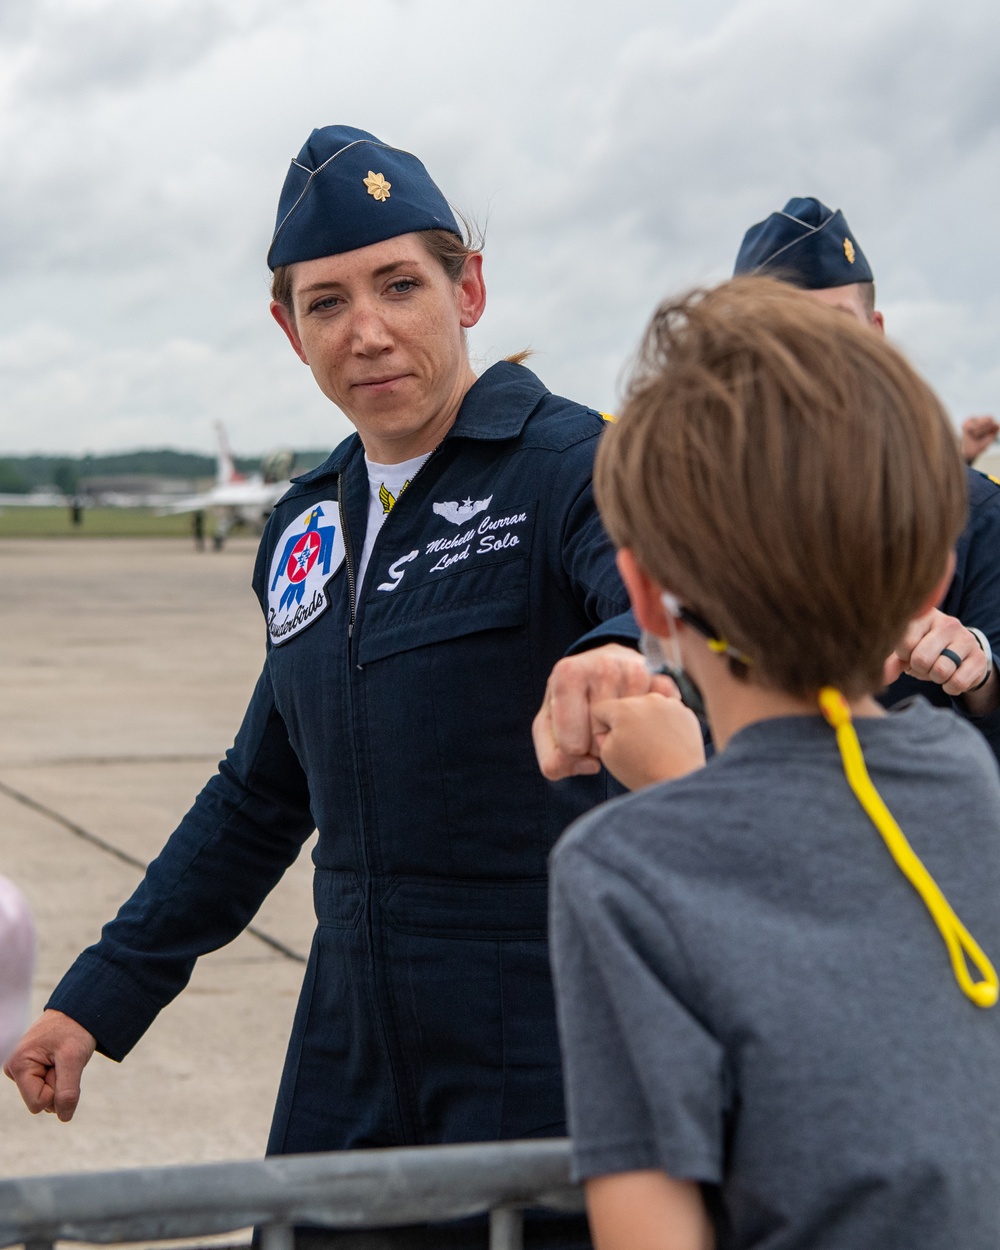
269 925 403 1154
383 930 505 1142
497 939 567 1139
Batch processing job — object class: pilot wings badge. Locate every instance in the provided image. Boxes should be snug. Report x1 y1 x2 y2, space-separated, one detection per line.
432 495 492 525
267 501 345 645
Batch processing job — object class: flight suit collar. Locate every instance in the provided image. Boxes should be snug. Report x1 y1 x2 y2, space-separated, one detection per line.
290 361 549 486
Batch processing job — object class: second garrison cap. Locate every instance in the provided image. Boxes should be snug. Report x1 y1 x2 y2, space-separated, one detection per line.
267 125 461 271
733 196 873 289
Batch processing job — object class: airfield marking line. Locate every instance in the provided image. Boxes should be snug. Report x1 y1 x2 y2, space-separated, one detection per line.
0 776 308 965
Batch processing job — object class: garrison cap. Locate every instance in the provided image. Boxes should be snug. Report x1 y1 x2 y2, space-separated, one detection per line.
267 125 461 270
733 196 873 289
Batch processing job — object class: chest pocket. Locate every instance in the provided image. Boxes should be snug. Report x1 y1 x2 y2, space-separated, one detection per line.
356 555 528 664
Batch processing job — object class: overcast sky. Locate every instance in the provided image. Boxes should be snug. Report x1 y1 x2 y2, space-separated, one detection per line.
0 0 998 456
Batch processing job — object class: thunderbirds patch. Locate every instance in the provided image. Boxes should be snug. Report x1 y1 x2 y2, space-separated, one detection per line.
267 502 345 645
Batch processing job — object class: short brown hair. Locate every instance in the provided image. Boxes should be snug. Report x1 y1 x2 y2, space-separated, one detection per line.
270 219 483 312
595 276 966 697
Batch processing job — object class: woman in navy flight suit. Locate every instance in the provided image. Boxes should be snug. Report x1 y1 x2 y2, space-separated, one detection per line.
6 126 630 1246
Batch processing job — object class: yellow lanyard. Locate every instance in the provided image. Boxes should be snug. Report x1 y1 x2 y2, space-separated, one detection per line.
818 687 998 1009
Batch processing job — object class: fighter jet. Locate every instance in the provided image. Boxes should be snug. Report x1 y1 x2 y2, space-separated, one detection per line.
163 422 294 548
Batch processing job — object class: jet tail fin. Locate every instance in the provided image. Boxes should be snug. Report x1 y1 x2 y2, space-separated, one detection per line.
214 421 245 485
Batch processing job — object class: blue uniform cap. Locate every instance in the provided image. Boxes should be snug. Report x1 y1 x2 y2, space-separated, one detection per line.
267 125 461 271
733 196 873 289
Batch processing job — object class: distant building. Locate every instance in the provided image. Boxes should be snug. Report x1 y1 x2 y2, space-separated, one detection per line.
79 475 209 506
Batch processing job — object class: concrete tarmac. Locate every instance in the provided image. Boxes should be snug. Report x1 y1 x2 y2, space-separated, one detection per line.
0 537 317 1179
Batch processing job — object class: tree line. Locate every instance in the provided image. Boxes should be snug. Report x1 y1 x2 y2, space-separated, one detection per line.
0 449 327 495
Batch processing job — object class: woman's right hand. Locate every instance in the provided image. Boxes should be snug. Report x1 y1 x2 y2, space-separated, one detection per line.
4 1008 96 1122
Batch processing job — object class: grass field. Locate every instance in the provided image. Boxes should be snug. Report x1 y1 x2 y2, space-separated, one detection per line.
0 506 210 538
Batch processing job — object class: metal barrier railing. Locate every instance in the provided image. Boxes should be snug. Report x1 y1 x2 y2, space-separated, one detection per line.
0 1138 584 1250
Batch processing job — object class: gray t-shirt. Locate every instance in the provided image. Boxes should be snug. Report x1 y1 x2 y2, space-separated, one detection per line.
550 698 1000 1250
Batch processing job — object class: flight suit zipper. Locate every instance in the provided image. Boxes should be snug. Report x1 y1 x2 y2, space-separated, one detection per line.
338 446 442 636
338 475 358 639
335 447 443 1143
334 467 410 1137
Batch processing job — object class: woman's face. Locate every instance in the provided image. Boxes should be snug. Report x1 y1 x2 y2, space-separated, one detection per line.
271 233 486 463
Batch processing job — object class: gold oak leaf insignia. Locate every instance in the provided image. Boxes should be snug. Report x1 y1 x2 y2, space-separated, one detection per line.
364 171 391 202
844 237 856 264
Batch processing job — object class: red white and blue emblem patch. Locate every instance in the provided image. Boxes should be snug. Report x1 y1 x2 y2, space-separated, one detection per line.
267 501 345 645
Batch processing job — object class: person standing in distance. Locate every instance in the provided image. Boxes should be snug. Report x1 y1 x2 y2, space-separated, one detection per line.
731 197 1000 760
5 125 627 1247
0 876 34 1069
534 197 1000 786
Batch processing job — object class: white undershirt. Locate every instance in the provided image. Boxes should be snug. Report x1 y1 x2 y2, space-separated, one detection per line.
357 451 431 591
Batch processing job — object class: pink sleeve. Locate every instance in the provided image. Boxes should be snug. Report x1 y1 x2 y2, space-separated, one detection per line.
0 875 36 1065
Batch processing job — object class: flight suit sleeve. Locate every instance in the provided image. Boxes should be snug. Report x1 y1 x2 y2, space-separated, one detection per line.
565 609 641 653
553 440 631 626
45 663 315 1061
882 474 1000 764
549 436 639 651
947 487 1000 760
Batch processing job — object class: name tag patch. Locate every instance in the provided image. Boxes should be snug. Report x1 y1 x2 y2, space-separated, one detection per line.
377 503 533 593
267 501 345 644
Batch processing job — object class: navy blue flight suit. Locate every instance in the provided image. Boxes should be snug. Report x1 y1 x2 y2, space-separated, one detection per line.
880 467 1000 765
48 362 628 1242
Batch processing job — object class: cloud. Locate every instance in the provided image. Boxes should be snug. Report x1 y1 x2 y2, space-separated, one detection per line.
887 295 1000 423
0 319 354 454
8 0 278 100
0 1 275 283
1 0 999 454
463 0 1000 418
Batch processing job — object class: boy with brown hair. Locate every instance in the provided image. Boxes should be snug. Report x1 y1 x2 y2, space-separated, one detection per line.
548 276 1000 1250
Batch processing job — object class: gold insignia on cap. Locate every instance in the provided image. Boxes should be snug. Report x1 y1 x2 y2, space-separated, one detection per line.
364 171 391 202
844 237 856 264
